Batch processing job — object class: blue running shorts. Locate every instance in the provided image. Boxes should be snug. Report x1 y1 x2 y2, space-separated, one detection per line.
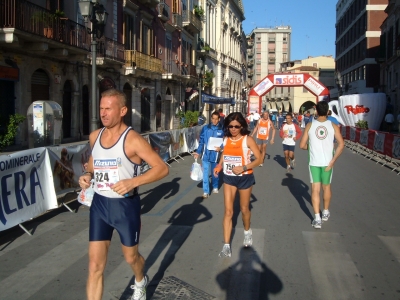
223 173 255 189
283 144 295 152
89 192 141 247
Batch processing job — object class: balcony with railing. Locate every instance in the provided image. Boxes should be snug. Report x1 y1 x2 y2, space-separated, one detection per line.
96 38 125 64
157 2 170 22
182 10 201 34
125 50 163 75
247 49 254 56
172 13 183 30
248 71 253 78
0 0 90 53
162 60 197 80
247 39 254 48
247 59 254 67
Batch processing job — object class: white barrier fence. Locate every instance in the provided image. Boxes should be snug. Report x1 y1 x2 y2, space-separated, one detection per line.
0 126 203 232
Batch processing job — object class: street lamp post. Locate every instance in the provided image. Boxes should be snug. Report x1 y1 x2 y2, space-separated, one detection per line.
78 0 108 132
196 58 204 114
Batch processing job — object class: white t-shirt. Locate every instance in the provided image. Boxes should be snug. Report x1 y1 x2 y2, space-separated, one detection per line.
281 123 297 146
247 115 254 122
253 112 260 120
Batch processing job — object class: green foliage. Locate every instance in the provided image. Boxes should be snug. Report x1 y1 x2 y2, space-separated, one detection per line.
32 10 64 26
0 114 26 151
203 70 215 88
202 44 211 51
194 5 204 18
355 120 368 129
178 110 200 128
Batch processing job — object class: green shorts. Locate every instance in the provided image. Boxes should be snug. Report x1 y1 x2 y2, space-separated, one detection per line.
309 166 333 185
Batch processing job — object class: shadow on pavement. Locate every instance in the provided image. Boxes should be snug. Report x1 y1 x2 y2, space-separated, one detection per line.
123 197 212 299
273 154 287 168
216 247 283 299
140 178 181 214
281 173 313 220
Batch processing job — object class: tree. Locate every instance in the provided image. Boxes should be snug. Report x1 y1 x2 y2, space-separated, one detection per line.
0 114 26 151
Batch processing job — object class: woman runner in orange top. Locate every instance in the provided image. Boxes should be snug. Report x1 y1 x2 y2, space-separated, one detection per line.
213 112 262 257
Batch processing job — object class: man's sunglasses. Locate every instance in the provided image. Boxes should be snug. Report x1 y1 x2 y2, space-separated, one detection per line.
228 125 242 129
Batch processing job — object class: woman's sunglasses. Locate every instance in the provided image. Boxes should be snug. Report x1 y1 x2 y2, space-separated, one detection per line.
228 125 242 129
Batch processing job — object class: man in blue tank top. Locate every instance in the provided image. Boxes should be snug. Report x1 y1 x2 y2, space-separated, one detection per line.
79 89 169 300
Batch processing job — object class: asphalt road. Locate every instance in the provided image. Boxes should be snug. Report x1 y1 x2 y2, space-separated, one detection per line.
1 137 400 300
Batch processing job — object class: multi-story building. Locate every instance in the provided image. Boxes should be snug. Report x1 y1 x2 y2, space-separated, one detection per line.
246 26 292 85
0 0 202 149
277 56 335 113
197 0 247 115
333 0 387 98
377 0 400 115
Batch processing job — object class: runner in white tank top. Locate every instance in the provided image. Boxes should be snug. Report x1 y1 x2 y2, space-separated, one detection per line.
300 101 344 230
78 89 169 300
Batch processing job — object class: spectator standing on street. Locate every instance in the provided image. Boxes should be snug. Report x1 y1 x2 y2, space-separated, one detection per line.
78 89 169 300
280 113 302 173
299 101 344 229
278 112 284 129
247 113 254 131
213 112 261 257
304 111 311 127
271 113 277 128
385 111 395 133
327 110 340 125
194 111 224 198
218 108 225 129
253 110 261 126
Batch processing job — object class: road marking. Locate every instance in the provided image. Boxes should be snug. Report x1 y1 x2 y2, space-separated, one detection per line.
104 225 192 299
303 231 365 299
0 228 89 300
0 222 62 257
213 228 266 300
143 181 198 216
378 236 400 263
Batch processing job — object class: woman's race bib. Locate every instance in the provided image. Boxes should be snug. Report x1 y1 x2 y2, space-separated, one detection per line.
223 155 243 176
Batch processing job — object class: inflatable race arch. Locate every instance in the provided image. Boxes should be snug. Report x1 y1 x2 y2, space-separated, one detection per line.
247 73 330 113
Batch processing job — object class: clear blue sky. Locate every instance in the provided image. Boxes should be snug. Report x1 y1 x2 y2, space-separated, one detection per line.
242 0 337 60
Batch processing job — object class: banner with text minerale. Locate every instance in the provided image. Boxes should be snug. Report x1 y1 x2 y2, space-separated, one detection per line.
0 148 58 231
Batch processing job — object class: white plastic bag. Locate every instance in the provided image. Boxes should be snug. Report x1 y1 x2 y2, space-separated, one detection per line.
190 158 203 181
77 180 94 207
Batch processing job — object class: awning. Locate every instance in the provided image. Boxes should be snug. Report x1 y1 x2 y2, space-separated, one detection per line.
186 88 199 102
188 91 199 101
202 92 235 105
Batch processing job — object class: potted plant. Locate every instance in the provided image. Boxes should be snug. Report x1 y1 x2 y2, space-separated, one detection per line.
203 70 214 88
355 120 368 129
194 5 204 18
202 44 211 52
31 10 65 38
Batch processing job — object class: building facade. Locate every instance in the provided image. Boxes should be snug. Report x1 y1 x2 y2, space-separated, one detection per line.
378 0 400 116
0 0 203 149
333 0 387 98
276 56 336 113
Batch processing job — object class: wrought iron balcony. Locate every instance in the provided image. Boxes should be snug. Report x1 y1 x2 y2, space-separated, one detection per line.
162 60 196 80
248 71 253 78
182 10 201 34
0 0 90 52
96 37 125 64
125 50 163 74
157 2 170 22
247 60 254 67
172 13 183 30
247 49 254 56
247 40 254 48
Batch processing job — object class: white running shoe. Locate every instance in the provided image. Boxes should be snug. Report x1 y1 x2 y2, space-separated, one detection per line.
243 229 253 247
212 188 219 194
312 219 322 229
202 193 209 198
322 211 330 221
219 244 231 257
286 165 291 173
291 158 296 169
131 275 148 300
